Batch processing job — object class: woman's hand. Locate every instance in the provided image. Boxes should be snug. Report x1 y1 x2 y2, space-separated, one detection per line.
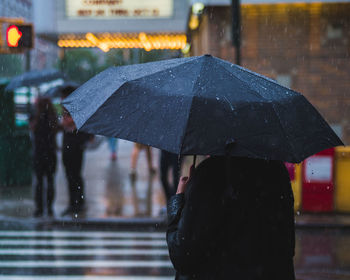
176 165 195 194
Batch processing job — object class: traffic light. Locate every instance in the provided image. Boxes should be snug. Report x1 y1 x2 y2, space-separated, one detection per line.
6 24 33 49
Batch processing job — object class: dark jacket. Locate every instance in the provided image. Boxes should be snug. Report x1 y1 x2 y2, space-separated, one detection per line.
62 130 91 153
167 156 295 280
33 115 57 174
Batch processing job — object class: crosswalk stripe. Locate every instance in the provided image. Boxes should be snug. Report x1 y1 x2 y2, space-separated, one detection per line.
0 239 167 246
0 231 165 238
0 229 175 278
0 248 168 255
0 277 174 280
0 260 173 267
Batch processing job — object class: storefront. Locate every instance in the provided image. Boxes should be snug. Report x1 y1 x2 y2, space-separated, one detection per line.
187 0 350 144
35 0 189 53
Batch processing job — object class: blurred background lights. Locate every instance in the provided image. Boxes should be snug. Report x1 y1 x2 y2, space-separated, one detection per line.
192 2 205 15
189 14 199 30
58 32 187 52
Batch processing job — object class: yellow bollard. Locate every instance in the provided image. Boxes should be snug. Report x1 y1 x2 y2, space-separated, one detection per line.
335 146 350 212
291 163 302 212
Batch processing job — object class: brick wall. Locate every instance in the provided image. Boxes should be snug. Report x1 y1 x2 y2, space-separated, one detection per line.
190 3 350 143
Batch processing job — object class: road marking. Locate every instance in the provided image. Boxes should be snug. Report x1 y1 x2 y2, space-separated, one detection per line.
0 277 173 280
0 231 165 238
0 230 174 278
0 239 167 246
0 260 173 268
0 248 169 255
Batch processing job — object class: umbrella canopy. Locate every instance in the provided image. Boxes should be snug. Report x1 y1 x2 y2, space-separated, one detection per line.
63 54 343 163
43 82 80 99
6 69 65 91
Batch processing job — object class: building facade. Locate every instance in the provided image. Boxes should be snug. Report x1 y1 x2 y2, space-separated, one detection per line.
33 0 188 53
188 1 350 143
0 0 32 21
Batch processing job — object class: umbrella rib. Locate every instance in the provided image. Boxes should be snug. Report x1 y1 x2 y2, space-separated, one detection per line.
120 56 201 86
216 63 269 101
67 57 205 130
217 62 298 162
65 57 201 127
178 59 206 155
217 58 287 90
270 102 298 163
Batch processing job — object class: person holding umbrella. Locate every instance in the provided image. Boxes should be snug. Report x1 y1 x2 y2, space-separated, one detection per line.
167 156 295 279
61 54 343 278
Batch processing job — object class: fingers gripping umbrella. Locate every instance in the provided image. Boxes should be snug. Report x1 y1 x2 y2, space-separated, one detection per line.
62 55 343 163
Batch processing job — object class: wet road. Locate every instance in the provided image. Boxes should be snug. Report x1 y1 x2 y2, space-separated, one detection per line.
0 139 171 219
0 138 350 278
295 229 350 280
0 225 350 279
0 138 196 220
0 225 175 279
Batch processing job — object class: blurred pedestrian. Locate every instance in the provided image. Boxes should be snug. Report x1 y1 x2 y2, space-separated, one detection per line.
107 137 118 161
61 86 93 216
167 156 295 279
160 150 182 203
130 143 156 180
30 97 58 217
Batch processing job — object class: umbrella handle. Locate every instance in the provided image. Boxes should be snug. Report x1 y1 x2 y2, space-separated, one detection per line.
193 155 197 167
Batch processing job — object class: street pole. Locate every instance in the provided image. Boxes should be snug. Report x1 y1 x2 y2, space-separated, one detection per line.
231 0 241 66
25 50 31 71
25 50 31 118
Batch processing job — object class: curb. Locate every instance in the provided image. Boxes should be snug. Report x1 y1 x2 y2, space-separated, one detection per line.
1 216 350 230
295 221 350 229
52 217 168 230
0 217 168 231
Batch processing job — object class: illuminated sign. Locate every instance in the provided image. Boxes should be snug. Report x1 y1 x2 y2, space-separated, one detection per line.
6 24 33 48
58 32 187 52
7 25 22 47
66 0 173 19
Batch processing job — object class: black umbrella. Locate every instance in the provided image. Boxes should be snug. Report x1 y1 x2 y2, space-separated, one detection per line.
62 54 343 163
43 82 80 99
6 69 65 91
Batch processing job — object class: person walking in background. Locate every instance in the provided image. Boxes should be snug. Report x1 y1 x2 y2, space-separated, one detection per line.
167 156 295 279
30 97 58 217
160 150 182 203
107 137 118 161
61 86 93 217
130 143 156 180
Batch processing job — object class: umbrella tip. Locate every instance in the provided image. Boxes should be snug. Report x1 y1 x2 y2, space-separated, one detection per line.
204 54 212 57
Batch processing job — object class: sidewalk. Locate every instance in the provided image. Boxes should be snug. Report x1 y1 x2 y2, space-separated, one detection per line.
0 139 350 229
0 139 169 220
295 213 350 229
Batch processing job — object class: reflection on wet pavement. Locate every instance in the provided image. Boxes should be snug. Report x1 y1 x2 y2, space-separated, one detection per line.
0 139 171 219
295 229 350 280
0 226 350 279
1 139 350 279
0 227 174 278
104 161 125 217
78 140 166 219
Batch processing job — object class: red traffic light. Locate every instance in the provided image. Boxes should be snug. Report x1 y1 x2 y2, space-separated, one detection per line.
6 24 33 48
7 25 22 47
